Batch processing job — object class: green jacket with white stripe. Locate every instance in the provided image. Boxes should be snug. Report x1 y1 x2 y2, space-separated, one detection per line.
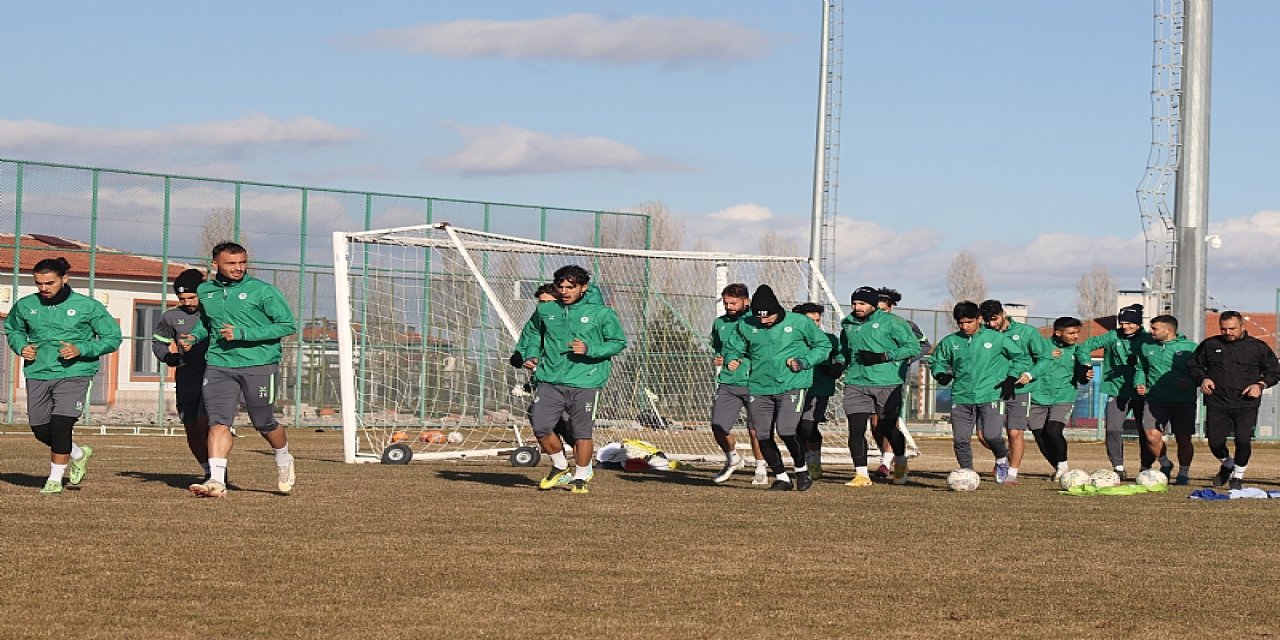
5 287 122 380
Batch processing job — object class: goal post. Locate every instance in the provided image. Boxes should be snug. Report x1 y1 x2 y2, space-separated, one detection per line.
333 222 854 465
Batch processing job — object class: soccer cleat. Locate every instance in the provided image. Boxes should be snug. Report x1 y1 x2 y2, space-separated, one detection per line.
569 479 590 494
67 445 93 486
873 464 891 480
795 470 813 492
712 455 745 484
892 462 909 485
767 478 793 491
994 461 1010 485
277 459 296 494
752 465 769 486
1160 460 1174 478
1229 478 1243 491
1114 467 1129 482
189 479 227 498
39 479 64 495
808 459 823 480
539 466 572 490
1213 466 1232 488
1051 469 1063 484
845 474 873 488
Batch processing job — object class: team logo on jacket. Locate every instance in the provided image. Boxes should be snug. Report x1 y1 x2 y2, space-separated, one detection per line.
580 316 590 323
1011 335 1021 341
872 323 880 329
983 342 993 349
67 309 76 316
784 326 793 333
239 293 248 300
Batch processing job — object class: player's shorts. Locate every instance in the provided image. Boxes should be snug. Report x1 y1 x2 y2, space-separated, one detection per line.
710 384 750 435
529 383 599 441
747 389 806 439
202 364 279 430
841 385 901 419
1005 392 1032 431
1142 401 1196 436
1028 403 1073 430
26 376 91 425
800 394 831 423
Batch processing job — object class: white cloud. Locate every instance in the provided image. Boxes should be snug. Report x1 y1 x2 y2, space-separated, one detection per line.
356 13 769 66
435 123 693 176
708 204 772 222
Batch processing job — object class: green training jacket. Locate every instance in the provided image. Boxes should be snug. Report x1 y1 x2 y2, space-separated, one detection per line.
187 274 297 368
838 308 921 387
1134 333 1198 404
1028 338 1091 406
995 319 1055 395
709 308 751 387
518 294 627 389
1081 329 1152 399
5 288 122 380
723 311 830 396
930 326 1029 405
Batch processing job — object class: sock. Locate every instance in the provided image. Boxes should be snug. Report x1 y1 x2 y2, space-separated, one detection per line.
1231 465 1246 480
49 463 67 483
776 471 790 483
756 460 767 469
880 452 893 468
795 465 808 474
1057 461 1070 471
1158 454 1171 465
273 445 293 465
550 451 568 469
1221 456 1235 469
1008 468 1019 479
1114 465 1125 473
573 463 593 481
894 455 907 466
209 457 228 484
996 457 1009 465
1177 466 1190 478
70 443 84 459
855 465 869 478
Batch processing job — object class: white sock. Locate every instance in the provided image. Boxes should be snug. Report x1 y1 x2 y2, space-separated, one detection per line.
209 457 228 484
996 457 1009 465
1008 467 1019 479
795 465 808 474
756 460 767 470
49 463 67 483
549 451 568 469
1114 465 1125 473
573 463 593 481
1231 465 1246 480
273 445 293 465
855 465 869 478
727 452 741 465
1057 461 1070 471
70 443 84 459
881 452 893 468
776 471 790 483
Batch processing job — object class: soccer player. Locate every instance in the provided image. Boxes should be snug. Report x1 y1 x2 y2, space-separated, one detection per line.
1025 317 1093 482
871 287 929 477
518 265 627 494
151 268 214 481
4 257 122 494
1134 314 1198 485
1080 304 1152 480
710 283 768 485
722 285 829 491
183 242 298 498
930 301 1027 481
792 302 843 481
838 286 921 487
511 283 577 448
1187 311 1280 489
979 299 1053 485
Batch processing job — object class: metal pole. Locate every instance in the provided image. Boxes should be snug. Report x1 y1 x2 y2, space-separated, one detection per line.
808 0 831 300
1173 0 1212 342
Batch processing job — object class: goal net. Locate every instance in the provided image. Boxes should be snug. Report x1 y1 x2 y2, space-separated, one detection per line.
333 222 856 465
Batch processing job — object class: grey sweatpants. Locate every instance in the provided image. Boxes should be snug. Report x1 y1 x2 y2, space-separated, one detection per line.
951 402 1008 470
747 390 806 439
1105 396 1144 467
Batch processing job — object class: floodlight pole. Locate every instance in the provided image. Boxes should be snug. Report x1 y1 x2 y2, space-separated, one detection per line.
808 0 832 301
1173 0 1212 342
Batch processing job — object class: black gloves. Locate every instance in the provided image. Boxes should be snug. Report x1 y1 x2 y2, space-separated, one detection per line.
508 352 525 369
817 362 847 378
934 372 954 386
994 376 1017 401
856 350 891 366
161 353 182 367
1072 363 1092 386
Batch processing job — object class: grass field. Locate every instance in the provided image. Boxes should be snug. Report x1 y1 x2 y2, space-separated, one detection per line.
3 429 1280 640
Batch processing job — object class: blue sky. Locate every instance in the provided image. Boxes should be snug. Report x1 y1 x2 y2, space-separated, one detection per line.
2 1 1277 316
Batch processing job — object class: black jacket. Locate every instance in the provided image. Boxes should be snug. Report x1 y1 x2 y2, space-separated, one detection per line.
1188 332 1280 409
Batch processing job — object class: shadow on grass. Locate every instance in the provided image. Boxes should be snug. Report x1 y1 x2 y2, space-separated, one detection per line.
115 471 278 495
0 472 50 488
612 470 717 487
435 469 539 488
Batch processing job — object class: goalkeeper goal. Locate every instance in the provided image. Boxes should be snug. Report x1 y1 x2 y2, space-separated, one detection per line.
333 222 857 465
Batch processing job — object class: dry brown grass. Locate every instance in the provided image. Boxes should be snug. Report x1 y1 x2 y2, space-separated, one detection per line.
3 430 1280 639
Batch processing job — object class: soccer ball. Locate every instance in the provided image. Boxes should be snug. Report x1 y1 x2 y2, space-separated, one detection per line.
1089 468 1122 488
418 429 448 444
946 468 981 492
446 431 465 444
1136 468 1168 488
1058 468 1092 490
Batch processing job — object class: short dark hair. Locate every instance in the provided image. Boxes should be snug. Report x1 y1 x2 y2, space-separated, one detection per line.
721 283 749 299
953 301 980 322
876 287 902 306
1150 314 1178 330
33 257 71 276
978 299 1004 320
211 242 247 259
553 264 590 285
1219 310 1243 323
792 302 824 315
534 283 557 298
1053 316 1083 331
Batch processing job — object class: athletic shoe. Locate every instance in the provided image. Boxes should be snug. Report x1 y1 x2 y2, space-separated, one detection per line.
277 459 296 494
712 455 745 484
845 474 873 488
67 445 93 486
1173 475 1190 486
808 459 823 480
751 465 769 486
1115 467 1129 482
39 479 64 495
994 461 1010 485
1213 466 1232 488
569 479 590 494
767 478 793 491
1229 478 1243 490
189 479 227 498
795 471 813 492
1051 469 1063 484
539 466 572 490
873 464 891 480
892 462 909 485
1160 460 1174 478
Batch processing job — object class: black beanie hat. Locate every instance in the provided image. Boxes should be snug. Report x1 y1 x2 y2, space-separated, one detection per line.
1117 304 1143 325
174 268 205 295
752 285 785 318
850 286 879 307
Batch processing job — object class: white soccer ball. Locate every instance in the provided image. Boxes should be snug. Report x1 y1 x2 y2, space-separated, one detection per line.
947 468 981 492
1089 468 1122 488
446 431 465 444
1136 468 1168 488
1059 468 1092 490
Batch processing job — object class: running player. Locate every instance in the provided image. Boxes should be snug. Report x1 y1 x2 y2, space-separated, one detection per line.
710 283 767 485
1025 317 1093 481
793 302 842 481
151 268 213 481
871 287 929 477
978 299 1053 484
1133 314 1198 485
1081 304 1152 480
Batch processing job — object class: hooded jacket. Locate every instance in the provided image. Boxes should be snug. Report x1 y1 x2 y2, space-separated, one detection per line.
517 289 627 389
5 286 122 380
838 308 921 387
723 311 830 396
930 326 1029 405
1134 333 1198 404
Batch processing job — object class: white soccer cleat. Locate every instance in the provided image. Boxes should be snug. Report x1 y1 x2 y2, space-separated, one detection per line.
277 459 296 494
751 465 769 486
189 479 227 498
713 454 745 484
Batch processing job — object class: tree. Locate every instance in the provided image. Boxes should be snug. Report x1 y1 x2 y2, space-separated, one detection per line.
946 251 986 307
198 207 250 263
1076 264 1117 321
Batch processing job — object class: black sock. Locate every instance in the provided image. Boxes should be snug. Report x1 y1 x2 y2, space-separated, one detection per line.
846 413 872 467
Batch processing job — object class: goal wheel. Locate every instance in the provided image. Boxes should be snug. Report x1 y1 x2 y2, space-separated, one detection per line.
510 446 541 467
381 443 413 465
